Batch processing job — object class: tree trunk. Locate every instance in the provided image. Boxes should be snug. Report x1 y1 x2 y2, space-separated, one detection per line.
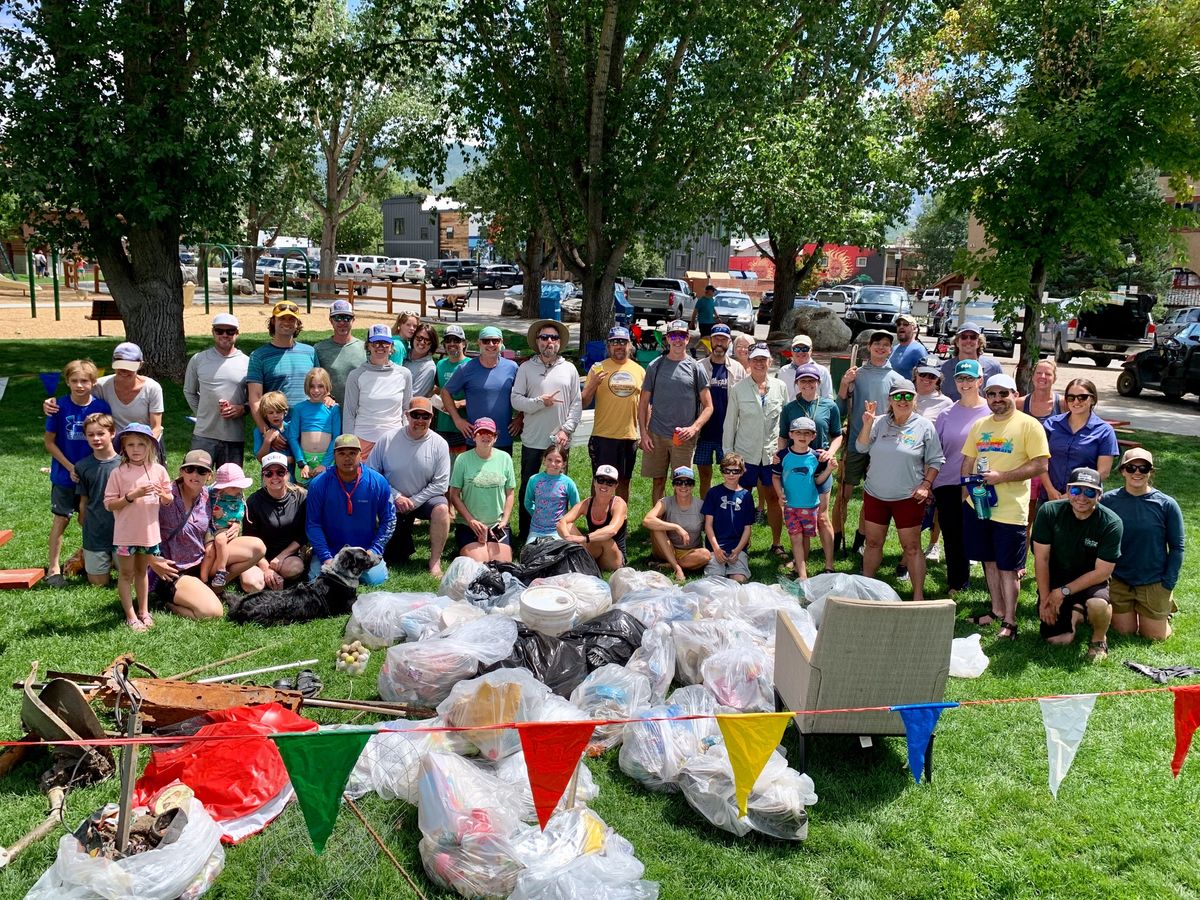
1016 255 1048 394
768 234 821 335
319 217 339 294
518 230 545 318
579 266 617 350
95 223 187 382
244 215 261 296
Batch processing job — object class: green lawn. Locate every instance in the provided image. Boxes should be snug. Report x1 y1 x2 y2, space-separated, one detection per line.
0 333 1198 899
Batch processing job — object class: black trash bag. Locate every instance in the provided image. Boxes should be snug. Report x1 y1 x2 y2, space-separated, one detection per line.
516 539 602 581
482 625 590 698
464 568 524 610
560 610 646 672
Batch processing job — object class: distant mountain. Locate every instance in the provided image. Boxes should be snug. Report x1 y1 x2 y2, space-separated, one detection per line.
399 143 476 193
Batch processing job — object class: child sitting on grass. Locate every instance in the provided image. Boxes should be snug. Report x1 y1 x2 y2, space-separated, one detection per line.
700 452 756 584
201 463 252 588
73 413 122 586
254 391 292 466
773 416 834 580
43 358 110 587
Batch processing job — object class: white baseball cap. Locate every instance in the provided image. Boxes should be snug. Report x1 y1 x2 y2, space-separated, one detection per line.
212 313 240 329
595 465 619 480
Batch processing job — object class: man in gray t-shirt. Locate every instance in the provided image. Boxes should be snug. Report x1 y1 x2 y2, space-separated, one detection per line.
314 300 367 403
183 313 250 468
636 321 713 503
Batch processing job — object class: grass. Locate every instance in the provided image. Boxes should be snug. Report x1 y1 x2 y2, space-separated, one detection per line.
1 331 1199 898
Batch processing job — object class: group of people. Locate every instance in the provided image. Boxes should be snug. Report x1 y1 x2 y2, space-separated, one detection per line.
41 304 1184 655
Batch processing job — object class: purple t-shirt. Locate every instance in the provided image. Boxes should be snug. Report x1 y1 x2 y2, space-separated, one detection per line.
932 402 990 489
149 483 212 587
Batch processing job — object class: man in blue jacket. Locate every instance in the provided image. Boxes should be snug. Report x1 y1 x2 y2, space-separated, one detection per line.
306 434 395 585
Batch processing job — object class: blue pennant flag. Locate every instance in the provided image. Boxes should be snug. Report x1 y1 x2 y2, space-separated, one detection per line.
38 371 61 397
892 702 959 784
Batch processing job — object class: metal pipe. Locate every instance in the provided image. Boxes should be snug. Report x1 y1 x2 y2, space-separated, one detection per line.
196 658 318 683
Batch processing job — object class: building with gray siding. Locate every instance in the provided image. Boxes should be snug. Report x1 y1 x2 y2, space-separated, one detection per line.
662 221 732 279
381 195 439 259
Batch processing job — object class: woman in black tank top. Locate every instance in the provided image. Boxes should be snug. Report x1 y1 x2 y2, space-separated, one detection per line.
557 466 628 571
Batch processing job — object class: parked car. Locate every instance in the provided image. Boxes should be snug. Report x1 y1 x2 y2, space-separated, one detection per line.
178 250 196 265
429 258 477 289
334 260 369 295
560 282 633 325
1118 322 1200 400
1039 291 1156 367
1155 306 1200 342
843 284 912 337
757 291 820 324
218 262 245 283
713 290 756 331
379 257 424 282
812 287 851 316
404 261 426 283
353 255 390 278
267 258 318 289
474 264 522 289
626 277 696 325
950 295 1018 357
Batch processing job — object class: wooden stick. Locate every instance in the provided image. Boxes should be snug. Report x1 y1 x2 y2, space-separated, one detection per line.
167 647 267 681
303 698 431 718
343 794 428 900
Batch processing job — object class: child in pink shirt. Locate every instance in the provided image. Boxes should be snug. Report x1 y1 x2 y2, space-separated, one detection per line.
104 423 172 631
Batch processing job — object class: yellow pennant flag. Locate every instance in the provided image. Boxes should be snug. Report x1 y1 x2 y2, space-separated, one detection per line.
717 712 793 817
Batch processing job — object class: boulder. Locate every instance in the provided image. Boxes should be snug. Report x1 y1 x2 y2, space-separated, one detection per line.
501 295 522 317
233 277 255 296
775 306 852 352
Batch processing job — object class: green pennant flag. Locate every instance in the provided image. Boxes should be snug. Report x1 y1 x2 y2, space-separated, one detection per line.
272 727 375 853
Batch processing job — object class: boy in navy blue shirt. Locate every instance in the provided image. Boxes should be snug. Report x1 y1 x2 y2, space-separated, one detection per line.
701 452 756 582
44 360 110 586
773 416 833 579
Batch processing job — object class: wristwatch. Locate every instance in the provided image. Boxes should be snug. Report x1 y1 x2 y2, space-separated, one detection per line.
1060 585 1072 597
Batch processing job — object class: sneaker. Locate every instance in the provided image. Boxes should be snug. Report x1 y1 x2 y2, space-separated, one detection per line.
895 564 910 583
925 544 941 562
211 570 228 588
43 572 67 588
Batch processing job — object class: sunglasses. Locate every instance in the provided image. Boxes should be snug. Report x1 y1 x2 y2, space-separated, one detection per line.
409 411 433 420
1068 486 1100 499
792 345 811 353
538 333 561 341
666 333 689 341
595 477 617 486
1064 393 1093 403
180 465 210 475
890 392 915 402
1122 463 1152 474
917 372 939 379
954 374 979 381
480 338 502 345
413 336 433 345
213 328 238 336
331 315 354 323
720 467 744 475
607 339 630 345
959 333 980 340
985 390 1012 399
673 478 695 486
262 467 287 478
443 337 465 344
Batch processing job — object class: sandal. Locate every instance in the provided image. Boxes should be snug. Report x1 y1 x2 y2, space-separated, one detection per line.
126 617 147 633
295 669 323 699
998 620 1018 640
770 545 790 560
968 608 1003 626
140 613 155 629
1087 640 1108 663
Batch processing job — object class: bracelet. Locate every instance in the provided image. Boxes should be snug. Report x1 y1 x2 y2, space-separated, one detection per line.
124 492 133 504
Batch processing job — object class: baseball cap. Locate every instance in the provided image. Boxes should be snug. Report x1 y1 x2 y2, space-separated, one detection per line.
271 300 302 319
915 360 942 377
868 329 894 343
789 416 817 433
749 345 772 360
479 325 504 340
607 326 631 341
710 324 732 337
596 464 619 480
791 334 813 349
473 417 498 434
328 299 354 316
984 373 1017 392
407 396 433 414
366 323 394 345
212 313 240 329
1120 447 1153 466
261 452 289 470
889 378 917 396
794 363 822 381
896 314 916 325
957 321 981 335
666 319 690 334
444 324 467 341
672 466 695 480
954 359 982 379
111 342 143 371
1066 467 1103 490
182 449 213 471
333 434 362 451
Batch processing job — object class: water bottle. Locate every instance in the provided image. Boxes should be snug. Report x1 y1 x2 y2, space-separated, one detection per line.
972 457 991 520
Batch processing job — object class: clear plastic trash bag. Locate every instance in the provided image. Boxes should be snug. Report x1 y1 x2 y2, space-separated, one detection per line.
570 664 652 753
379 616 519 706
345 591 444 649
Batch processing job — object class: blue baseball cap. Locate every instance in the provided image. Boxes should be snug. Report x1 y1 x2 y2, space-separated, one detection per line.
710 324 732 337
607 326 631 341
366 324 394 345
957 321 982 336
954 359 982 379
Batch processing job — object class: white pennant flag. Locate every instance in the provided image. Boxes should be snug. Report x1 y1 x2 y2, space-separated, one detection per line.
1039 694 1098 798
0 377 8 403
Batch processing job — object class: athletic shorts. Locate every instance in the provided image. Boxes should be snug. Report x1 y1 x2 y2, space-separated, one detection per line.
784 506 819 538
455 523 512 549
115 544 161 557
295 450 326 486
841 447 870 485
862 493 926 530
699 323 714 337
739 463 775 489
964 519 1028 572
189 435 245 469
589 436 637 481
693 440 725 467
83 548 117 577
151 563 203 607
1040 582 1110 640
50 483 78 517
640 432 697 479
1109 577 1176 621
705 550 751 580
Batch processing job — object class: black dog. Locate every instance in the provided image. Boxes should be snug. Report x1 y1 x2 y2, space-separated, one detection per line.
226 547 374 626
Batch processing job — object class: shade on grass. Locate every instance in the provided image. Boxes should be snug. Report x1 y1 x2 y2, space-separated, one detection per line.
0 333 1198 898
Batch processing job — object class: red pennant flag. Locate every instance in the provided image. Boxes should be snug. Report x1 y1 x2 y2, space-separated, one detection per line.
516 720 596 830
1170 685 1200 777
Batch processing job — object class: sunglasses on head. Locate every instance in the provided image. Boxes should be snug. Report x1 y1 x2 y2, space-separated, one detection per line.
213 327 237 336
409 411 433 420
1122 463 1152 474
180 465 209 475
595 476 617 486
1068 486 1099 499
262 467 287 478
275 303 300 314
331 315 354 323
891 392 915 402
1064 393 1093 403
986 390 1012 399
673 478 695 486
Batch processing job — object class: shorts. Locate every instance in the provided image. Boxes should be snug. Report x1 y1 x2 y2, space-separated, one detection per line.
589 436 637 481
964 519 1027 572
115 544 161 557
456 523 512 549
1040 582 1110 639
50 483 78 518
398 497 449 520
83 548 117 577
693 440 725 467
842 447 870 486
784 507 819 538
151 563 202 606
705 550 751 580
437 430 467 451
1109 577 1176 621
699 323 714 337
295 450 326 486
189 435 245 469
862 493 926 530
641 432 698 479
739 464 775 489
205 526 237 546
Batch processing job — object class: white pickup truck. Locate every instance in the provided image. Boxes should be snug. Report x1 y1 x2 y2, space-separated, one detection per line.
626 278 696 325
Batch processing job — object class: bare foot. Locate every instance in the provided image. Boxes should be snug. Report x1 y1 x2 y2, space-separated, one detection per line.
429 565 444 580
672 568 686 582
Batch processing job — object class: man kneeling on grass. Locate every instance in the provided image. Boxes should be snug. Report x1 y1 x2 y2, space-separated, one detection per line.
1031 467 1123 662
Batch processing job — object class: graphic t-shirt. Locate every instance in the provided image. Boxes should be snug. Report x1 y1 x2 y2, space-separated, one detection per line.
46 395 111 485
450 449 517 524
961 412 1050 526
435 356 469 433
589 358 645 441
524 472 580 536
700 361 732 443
700 484 755 554
778 449 825 510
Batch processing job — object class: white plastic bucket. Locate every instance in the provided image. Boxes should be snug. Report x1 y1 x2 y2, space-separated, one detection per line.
520 587 577 636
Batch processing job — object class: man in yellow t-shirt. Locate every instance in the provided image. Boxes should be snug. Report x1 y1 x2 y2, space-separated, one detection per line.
960 373 1050 639
582 327 645 500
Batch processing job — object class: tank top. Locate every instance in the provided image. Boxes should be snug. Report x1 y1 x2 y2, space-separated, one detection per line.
1022 392 1062 422
583 497 628 559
